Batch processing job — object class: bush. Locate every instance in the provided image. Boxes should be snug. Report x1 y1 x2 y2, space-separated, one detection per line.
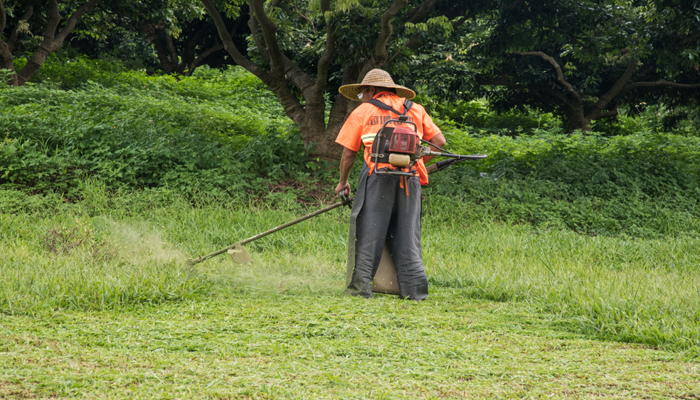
3 55 700 238
0 59 309 200
415 96 564 136
426 131 700 238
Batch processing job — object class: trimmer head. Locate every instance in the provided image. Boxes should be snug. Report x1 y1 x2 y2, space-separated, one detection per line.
227 243 253 264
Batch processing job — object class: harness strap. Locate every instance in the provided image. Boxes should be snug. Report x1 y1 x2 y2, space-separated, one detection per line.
367 99 413 116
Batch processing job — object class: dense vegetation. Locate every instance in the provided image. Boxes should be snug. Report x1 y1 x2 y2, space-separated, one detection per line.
0 55 699 360
2 55 699 238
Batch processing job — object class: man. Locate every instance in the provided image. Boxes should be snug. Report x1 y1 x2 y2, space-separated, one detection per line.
335 69 447 300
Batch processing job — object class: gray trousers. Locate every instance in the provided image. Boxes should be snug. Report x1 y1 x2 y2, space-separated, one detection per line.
345 164 428 300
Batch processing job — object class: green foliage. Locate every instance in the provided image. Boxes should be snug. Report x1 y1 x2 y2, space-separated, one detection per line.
15 54 129 90
416 96 563 136
594 103 700 137
0 59 317 199
433 0 700 129
427 131 700 238
3 55 699 240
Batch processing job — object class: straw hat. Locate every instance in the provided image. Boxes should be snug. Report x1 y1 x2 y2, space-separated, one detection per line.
339 69 416 101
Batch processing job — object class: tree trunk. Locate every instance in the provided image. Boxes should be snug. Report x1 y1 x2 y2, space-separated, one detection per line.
561 104 592 133
201 0 443 160
14 0 101 85
300 118 344 161
151 32 180 74
0 42 17 86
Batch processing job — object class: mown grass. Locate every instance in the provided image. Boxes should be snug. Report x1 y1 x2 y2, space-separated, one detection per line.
3 286 699 399
2 186 699 357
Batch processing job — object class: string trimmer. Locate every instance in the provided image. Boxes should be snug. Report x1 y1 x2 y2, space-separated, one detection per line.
186 146 486 269
186 195 353 266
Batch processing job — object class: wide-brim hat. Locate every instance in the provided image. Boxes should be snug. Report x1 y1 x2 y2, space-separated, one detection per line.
339 69 416 101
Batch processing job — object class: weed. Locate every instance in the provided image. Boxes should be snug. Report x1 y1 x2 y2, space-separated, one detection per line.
41 222 92 255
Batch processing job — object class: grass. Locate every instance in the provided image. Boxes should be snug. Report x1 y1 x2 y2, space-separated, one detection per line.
2 285 700 399
2 187 700 397
0 209 206 313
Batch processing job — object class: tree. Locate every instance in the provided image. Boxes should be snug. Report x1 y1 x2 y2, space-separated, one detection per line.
0 0 102 86
201 0 468 159
100 0 247 75
472 0 700 132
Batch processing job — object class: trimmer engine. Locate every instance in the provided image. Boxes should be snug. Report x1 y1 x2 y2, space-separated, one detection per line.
370 116 485 177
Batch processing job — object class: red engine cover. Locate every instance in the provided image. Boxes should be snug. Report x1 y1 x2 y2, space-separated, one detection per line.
388 127 418 154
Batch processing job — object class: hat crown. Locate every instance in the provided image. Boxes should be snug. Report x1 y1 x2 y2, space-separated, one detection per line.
338 68 416 101
361 69 395 87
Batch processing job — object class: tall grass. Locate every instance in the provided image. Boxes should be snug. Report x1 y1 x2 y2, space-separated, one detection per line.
0 200 207 314
423 203 700 353
2 185 699 353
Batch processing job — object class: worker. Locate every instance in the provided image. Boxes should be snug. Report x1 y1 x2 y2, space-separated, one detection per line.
334 69 447 300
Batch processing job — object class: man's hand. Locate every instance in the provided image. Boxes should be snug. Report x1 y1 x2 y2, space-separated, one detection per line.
336 181 351 197
335 147 358 197
423 132 447 164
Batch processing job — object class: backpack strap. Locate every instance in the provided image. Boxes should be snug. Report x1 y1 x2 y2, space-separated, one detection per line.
368 99 413 116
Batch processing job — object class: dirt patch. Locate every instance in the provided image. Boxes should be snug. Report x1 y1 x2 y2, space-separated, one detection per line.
265 179 335 206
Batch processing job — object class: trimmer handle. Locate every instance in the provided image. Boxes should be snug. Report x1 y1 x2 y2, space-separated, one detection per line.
338 192 353 208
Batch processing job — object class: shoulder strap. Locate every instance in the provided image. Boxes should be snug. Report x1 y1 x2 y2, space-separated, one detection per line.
403 99 413 114
368 99 413 116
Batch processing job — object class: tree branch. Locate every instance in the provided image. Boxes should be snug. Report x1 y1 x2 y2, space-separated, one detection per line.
43 0 62 42
185 25 210 64
164 34 178 64
407 0 441 24
313 0 335 94
502 0 526 9
512 51 582 102
150 29 177 73
248 0 315 94
0 0 6 35
54 0 102 45
589 57 637 118
292 2 315 34
7 3 34 49
592 105 619 120
190 43 224 72
249 0 285 75
17 0 101 85
375 0 407 63
478 78 571 105
201 0 304 124
620 79 700 94
636 64 656 76
0 0 15 85
200 0 266 78
247 1 270 62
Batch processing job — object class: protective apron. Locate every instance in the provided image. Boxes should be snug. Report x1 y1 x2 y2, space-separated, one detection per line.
344 162 428 300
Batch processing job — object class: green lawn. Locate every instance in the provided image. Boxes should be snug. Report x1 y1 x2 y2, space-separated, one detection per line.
2 189 700 398
2 280 699 399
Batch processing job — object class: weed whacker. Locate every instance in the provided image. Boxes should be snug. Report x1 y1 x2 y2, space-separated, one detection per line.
186 138 486 292
186 195 353 266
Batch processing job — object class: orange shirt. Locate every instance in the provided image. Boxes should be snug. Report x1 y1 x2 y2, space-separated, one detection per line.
335 92 441 185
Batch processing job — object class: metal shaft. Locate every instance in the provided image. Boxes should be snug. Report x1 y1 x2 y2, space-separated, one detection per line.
186 199 350 266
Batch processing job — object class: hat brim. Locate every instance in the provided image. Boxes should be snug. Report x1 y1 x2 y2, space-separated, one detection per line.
339 83 416 102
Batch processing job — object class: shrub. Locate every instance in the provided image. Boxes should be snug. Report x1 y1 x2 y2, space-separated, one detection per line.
426 131 700 238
